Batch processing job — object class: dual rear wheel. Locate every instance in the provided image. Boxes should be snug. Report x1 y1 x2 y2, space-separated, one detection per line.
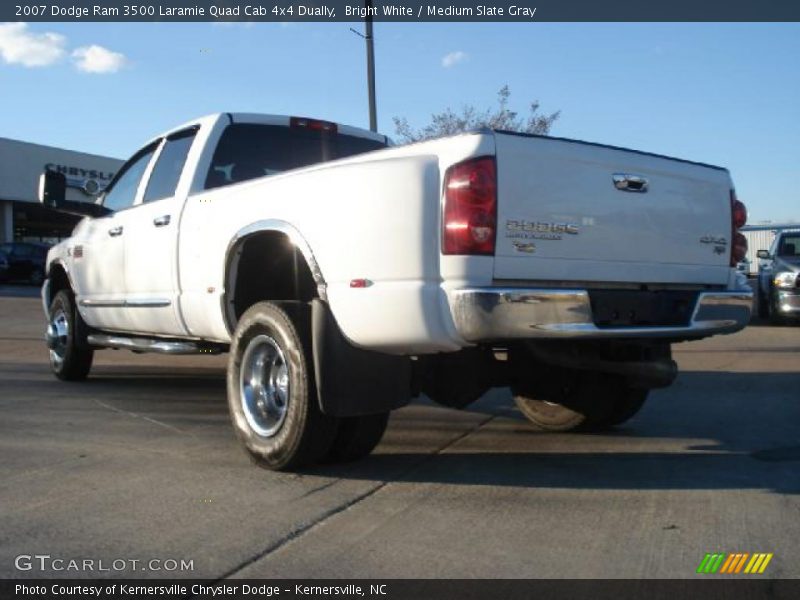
512 374 649 432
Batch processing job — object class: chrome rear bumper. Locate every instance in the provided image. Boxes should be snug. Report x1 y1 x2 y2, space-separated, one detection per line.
450 288 752 342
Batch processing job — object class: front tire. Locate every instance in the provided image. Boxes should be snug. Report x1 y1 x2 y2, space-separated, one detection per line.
757 290 769 320
513 375 648 432
226 302 338 471
767 290 785 325
47 289 93 381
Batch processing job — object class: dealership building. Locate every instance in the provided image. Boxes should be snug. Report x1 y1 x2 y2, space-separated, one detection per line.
0 137 123 244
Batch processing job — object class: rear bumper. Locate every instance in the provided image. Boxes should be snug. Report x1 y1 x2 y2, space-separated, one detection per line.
450 288 752 342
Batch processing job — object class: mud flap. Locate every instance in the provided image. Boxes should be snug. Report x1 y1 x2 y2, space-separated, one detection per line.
311 298 412 417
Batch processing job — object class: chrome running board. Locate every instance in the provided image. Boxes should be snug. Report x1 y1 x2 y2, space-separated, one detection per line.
87 334 224 355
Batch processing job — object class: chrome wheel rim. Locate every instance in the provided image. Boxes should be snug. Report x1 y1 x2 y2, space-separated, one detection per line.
239 334 290 438
48 309 69 369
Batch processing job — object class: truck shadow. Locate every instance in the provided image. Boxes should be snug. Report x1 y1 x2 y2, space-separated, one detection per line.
325 448 800 495
5 363 799 495
315 370 800 495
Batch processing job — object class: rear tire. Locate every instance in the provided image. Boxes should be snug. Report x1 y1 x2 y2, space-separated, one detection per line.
603 386 649 427
226 302 338 471
513 375 648 432
47 289 93 381
323 412 389 463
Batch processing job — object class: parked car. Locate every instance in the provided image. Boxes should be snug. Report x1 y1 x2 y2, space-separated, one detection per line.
756 230 800 323
38 113 753 471
0 242 49 285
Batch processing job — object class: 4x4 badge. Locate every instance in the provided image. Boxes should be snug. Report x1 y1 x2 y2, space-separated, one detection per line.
512 241 536 253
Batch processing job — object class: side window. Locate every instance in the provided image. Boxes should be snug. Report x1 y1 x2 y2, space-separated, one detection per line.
204 124 275 190
102 144 157 212
203 123 386 190
143 128 197 203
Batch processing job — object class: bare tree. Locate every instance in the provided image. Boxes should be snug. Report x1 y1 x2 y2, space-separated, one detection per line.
393 85 560 144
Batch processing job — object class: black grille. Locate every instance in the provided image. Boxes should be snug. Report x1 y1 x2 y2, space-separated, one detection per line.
589 290 699 328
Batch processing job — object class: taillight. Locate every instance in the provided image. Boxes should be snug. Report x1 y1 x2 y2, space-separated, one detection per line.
730 190 748 266
442 157 497 255
732 232 748 265
290 116 337 133
732 197 747 229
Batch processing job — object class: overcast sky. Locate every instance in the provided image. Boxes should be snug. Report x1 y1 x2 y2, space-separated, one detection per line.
0 22 797 222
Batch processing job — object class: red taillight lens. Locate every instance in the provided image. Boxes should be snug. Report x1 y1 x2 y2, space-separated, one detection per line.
290 116 337 133
730 190 747 266
443 157 497 255
732 198 747 229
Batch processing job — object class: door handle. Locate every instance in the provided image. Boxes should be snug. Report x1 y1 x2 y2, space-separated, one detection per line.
153 215 171 227
108 226 123 237
612 173 649 193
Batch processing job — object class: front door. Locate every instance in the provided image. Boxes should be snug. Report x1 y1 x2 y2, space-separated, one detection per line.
71 143 157 331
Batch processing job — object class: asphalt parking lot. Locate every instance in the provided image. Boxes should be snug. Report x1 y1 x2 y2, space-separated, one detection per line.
1 285 798 580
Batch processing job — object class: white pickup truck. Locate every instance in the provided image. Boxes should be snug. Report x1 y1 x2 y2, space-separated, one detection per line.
39 113 753 470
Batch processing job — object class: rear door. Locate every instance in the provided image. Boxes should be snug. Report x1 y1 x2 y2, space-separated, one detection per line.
493 133 734 286
122 127 198 336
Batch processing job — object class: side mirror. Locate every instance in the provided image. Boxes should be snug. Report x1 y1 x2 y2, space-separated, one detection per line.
38 170 111 218
756 249 771 260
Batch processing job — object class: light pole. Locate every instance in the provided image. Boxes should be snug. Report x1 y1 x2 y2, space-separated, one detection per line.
351 1 378 132
365 0 377 132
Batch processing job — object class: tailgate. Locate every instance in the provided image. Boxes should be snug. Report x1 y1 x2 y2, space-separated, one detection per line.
493 133 733 286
